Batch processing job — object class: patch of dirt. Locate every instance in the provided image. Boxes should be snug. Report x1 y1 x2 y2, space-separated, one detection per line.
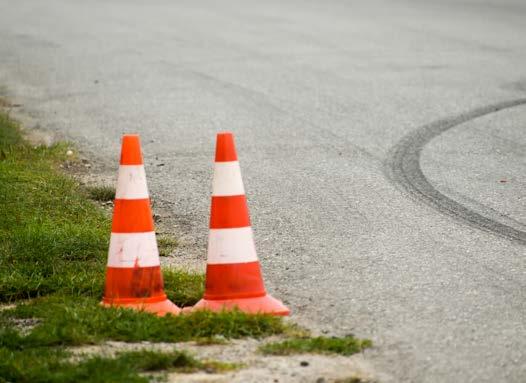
0 303 41 334
10 318 41 335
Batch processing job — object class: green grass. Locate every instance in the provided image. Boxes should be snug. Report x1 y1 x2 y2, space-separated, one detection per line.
0 113 22 145
259 335 372 356
0 348 236 383
163 270 204 307
0 296 286 348
0 115 109 302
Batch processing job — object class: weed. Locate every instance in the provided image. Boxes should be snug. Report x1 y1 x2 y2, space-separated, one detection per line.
193 336 228 346
259 335 372 356
163 269 204 307
85 185 115 202
157 235 178 257
0 112 22 145
334 378 369 383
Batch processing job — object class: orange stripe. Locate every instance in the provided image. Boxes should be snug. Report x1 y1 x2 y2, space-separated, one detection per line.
210 195 251 229
103 266 166 303
203 261 266 300
120 134 144 165
112 199 154 233
215 132 238 162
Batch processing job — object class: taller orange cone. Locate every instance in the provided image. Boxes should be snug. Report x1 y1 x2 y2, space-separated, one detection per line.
192 132 290 316
101 134 180 316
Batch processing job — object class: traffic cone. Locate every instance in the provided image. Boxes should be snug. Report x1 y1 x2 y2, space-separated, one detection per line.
192 132 290 316
101 134 180 316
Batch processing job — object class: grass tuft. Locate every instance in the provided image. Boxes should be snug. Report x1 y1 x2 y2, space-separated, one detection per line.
0 112 22 146
259 335 372 356
112 349 237 373
334 378 369 383
85 185 115 202
157 235 178 257
163 269 204 307
194 336 228 346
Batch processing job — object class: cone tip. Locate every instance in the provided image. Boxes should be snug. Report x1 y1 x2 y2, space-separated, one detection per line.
215 132 237 162
120 134 143 165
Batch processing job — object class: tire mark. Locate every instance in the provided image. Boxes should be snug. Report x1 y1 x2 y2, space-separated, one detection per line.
386 98 526 245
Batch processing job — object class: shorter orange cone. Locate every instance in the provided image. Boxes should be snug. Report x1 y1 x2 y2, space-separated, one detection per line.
101 134 180 316
192 132 290 315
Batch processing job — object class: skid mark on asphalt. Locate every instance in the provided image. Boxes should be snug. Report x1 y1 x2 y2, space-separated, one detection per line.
385 98 526 245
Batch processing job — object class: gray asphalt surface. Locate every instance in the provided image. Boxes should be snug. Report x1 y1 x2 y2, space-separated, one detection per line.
1 0 525 381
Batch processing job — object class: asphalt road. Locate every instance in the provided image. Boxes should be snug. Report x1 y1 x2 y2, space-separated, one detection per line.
1 0 525 381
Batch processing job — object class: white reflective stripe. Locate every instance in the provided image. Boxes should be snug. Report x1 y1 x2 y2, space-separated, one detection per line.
212 161 245 197
207 227 258 264
115 165 149 199
107 232 160 268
